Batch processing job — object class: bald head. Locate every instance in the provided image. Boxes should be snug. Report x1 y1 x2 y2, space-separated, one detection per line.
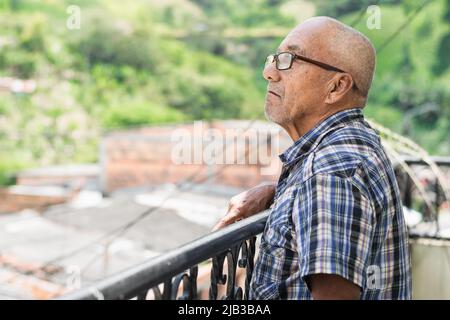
264 16 377 137
284 16 376 102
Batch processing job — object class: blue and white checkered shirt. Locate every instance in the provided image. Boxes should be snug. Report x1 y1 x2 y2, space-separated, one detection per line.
250 108 412 300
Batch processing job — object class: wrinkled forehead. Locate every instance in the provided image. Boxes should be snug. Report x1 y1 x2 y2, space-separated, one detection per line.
278 23 329 57
277 29 312 56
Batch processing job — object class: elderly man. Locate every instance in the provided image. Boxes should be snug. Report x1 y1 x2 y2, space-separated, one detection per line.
213 17 411 300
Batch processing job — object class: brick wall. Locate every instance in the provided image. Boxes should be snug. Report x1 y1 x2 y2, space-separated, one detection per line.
0 189 71 213
101 120 292 193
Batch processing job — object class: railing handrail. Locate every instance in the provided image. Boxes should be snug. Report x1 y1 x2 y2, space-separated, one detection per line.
58 210 269 300
402 155 450 166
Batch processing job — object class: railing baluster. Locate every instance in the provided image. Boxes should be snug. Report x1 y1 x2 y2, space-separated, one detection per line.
136 290 148 300
152 286 163 300
162 279 172 300
225 247 237 300
210 253 226 300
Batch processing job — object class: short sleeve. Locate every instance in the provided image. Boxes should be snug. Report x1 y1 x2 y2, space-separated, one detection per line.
292 173 374 289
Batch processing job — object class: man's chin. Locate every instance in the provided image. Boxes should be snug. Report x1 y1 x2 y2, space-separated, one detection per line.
265 109 285 126
264 107 274 122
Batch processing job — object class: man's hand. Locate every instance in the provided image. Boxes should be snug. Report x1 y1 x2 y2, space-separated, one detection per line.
212 182 276 232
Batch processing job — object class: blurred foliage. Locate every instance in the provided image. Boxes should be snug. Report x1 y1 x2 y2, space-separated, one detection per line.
0 0 449 184
314 0 401 17
315 0 450 155
316 1 450 216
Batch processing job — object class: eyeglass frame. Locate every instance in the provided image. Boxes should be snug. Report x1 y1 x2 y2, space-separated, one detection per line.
265 51 358 90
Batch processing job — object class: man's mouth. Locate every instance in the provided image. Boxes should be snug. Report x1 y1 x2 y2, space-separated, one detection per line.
268 90 281 98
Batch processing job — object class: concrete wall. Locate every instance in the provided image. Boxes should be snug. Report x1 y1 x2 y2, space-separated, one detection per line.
411 238 450 299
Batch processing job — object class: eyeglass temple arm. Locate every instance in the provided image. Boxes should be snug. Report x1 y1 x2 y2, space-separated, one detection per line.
295 55 358 89
295 55 346 73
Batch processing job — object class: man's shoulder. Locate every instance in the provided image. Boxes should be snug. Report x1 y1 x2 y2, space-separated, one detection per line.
309 121 388 179
318 120 381 151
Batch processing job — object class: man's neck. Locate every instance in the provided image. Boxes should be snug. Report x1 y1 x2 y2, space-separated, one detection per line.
282 106 358 141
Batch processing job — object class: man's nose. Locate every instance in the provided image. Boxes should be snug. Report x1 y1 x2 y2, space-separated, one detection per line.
263 62 281 82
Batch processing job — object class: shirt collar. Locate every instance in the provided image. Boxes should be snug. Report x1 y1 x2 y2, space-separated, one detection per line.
279 107 365 166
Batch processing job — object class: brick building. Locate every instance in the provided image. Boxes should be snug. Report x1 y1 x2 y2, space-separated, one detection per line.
100 120 292 194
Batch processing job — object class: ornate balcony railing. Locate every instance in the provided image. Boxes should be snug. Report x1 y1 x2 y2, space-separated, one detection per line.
58 211 269 300
58 156 450 300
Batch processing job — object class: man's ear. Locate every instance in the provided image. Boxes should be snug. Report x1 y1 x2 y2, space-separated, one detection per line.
324 73 354 104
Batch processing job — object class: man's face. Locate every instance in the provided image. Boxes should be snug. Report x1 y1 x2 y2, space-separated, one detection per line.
263 29 329 126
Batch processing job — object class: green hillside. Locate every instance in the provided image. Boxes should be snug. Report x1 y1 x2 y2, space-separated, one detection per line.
0 0 449 185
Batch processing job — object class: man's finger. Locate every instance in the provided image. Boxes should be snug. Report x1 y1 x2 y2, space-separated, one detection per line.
212 217 232 232
211 209 241 232
223 208 241 221
211 220 225 232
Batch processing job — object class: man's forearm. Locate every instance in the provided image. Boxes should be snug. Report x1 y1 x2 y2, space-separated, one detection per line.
258 181 277 208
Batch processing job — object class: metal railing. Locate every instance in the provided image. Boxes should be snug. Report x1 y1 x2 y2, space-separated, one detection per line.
397 156 450 219
58 211 269 300
58 156 450 300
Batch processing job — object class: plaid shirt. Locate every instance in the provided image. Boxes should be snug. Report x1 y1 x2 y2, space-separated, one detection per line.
249 108 412 300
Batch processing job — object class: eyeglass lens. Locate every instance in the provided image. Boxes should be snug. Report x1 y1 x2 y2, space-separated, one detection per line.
265 53 293 70
277 53 292 70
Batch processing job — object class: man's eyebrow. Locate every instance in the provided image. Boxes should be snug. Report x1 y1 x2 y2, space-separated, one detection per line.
277 44 306 55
